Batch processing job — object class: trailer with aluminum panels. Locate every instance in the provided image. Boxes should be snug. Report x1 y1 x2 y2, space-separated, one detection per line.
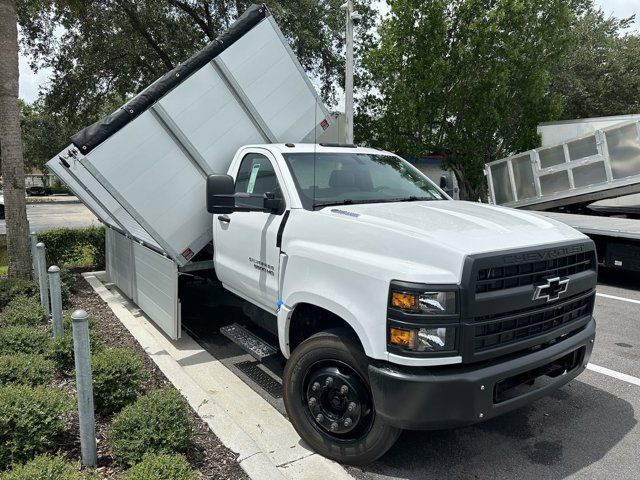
486 117 640 272
485 119 640 211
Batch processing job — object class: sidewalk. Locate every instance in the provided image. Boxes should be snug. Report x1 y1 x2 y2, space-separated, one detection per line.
83 271 354 480
26 195 80 204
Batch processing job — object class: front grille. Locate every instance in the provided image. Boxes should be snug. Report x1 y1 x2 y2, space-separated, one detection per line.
472 292 594 353
476 251 595 293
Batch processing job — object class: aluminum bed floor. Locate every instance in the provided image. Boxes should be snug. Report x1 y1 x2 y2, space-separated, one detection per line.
534 212 640 241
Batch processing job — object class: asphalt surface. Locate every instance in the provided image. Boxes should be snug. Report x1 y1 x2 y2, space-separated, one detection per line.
181 268 640 480
0 202 99 234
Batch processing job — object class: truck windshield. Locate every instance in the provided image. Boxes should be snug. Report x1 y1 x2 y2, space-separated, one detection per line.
282 152 446 210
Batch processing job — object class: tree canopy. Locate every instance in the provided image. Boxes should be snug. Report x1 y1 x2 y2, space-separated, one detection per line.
357 0 591 200
549 9 640 119
16 0 374 169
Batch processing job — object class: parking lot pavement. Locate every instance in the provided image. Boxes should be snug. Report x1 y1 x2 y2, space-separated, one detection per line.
0 202 99 234
181 268 640 480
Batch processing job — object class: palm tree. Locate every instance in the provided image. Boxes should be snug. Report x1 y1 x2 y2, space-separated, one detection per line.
0 0 33 278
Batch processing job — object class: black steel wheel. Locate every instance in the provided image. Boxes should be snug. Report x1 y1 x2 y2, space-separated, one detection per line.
283 329 400 465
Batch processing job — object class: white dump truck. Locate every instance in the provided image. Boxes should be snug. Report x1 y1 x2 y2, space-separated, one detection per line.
48 4 597 465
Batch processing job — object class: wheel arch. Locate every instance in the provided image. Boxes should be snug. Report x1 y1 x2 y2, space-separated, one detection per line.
278 294 372 358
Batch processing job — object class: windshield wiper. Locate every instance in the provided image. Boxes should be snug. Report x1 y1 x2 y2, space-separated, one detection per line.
399 196 436 202
313 196 437 210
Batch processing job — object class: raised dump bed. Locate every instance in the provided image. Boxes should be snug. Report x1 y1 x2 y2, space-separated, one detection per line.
486 120 640 210
46 4 333 339
47 4 332 267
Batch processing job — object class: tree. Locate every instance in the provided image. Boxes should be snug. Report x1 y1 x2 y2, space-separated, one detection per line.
20 95 123 172
550 10 640 119
0 0 33 278
357 0 586 200
17 0 375 121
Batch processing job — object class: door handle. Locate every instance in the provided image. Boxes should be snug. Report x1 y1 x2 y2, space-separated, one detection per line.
218 215 231 224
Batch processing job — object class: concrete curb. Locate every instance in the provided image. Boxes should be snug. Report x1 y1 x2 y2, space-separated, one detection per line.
82 272 353 480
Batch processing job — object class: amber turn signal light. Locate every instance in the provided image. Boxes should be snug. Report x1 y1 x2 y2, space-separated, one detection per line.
389 327 415 348
391 291 419 311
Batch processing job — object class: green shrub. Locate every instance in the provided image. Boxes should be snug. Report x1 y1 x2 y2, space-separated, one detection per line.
0 385 73 469
0 354 55 386
0 279 39 311
0 296 45 327
0 454 80 480
47 328 103 373
121 453 196 480
0 326 51 356
109 388 193 465
92 348 146 414
38 227 105 269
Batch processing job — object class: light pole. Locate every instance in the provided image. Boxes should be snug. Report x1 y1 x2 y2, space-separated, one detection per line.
342 1 361 145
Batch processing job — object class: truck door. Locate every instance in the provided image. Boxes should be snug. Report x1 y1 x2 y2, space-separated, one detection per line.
214 151 287 312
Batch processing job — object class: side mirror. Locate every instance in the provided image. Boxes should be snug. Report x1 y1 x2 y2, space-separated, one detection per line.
206 174 235 214
206 175 284 214
264 192 283 213
439 175 449 189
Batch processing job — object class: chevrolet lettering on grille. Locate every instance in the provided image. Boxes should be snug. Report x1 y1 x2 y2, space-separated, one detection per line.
533 276 570 302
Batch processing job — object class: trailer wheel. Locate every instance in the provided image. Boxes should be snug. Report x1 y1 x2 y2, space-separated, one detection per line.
283 329 400 465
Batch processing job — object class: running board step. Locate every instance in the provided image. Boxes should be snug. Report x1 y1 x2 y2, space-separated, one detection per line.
220 323 277 360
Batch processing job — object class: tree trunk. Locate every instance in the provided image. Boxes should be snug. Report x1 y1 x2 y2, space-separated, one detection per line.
0 0 33 278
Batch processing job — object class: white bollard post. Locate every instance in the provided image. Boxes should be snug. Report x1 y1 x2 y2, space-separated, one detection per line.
48 266 64 337
71 309 97 467
30 231 38 281
35 243 50 316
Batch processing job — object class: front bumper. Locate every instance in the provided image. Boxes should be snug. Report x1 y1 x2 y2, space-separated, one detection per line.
369 317 595 430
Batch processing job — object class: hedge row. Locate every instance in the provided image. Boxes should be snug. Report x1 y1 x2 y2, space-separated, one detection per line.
37 227 105 269
0 272 197 479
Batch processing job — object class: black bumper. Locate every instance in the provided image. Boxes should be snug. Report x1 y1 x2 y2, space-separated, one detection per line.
369 317 596 430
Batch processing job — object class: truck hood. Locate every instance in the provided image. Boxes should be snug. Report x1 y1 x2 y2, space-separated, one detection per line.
320 200 586 255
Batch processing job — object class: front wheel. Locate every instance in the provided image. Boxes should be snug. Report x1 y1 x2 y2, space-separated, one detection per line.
283 329 400 465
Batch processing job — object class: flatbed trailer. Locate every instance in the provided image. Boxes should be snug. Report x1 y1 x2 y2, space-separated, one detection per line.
533 211 640 272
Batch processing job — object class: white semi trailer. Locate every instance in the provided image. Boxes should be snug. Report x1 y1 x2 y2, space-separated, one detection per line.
48 4 597 464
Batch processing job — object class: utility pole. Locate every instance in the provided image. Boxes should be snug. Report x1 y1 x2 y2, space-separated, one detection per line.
342 1 361 145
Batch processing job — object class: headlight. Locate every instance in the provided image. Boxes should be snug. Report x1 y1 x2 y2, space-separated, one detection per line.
388 283 459 354
389 326 456 352
390 290 457 315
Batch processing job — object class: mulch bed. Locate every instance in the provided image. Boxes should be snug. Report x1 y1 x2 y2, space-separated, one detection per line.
60 273 248 479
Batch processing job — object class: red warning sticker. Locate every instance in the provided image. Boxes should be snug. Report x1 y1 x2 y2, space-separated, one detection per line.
320 119 330 130
181 248 195 261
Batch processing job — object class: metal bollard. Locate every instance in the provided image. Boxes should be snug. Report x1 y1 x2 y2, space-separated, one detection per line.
30 231 38 281
35 243 50 316
48 266 64 337
71 309 97 467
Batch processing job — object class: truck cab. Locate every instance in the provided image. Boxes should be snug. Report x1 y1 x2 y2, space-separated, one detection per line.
207 143 597 464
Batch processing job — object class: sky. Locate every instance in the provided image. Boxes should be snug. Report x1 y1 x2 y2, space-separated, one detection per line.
18 0 639 103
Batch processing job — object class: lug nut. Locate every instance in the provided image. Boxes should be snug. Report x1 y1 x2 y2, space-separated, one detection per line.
330 422 338 431
325 377 334 387
340 385 348 394
308 397 317 407
479 413 484 419
348 402 357 412
344 418 353 427
316 414 324 423
312 382 320 392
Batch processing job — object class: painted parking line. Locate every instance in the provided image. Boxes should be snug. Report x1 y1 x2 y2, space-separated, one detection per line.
595 292 640 305
587 363 640 387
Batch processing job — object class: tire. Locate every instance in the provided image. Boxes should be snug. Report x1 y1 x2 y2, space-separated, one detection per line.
283 329 401 465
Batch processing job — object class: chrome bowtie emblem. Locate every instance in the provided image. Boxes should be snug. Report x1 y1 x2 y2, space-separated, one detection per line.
533 276 570 302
